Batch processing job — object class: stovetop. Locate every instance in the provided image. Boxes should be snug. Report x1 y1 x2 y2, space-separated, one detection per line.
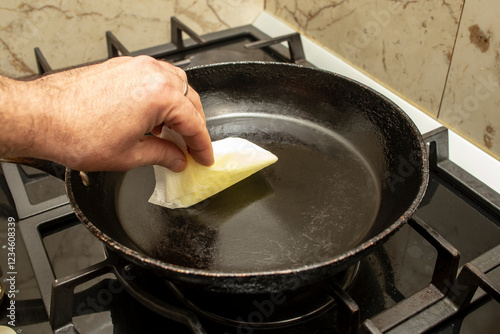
0 16 499 334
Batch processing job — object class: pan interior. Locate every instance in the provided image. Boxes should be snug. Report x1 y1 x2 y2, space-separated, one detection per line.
115 113 381 273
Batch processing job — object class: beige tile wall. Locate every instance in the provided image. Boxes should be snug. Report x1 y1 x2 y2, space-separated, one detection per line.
0 0 263 77
439 0 500 159
266 0 499 160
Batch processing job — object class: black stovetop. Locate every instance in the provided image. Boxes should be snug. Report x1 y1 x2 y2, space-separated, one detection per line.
0 17 499 334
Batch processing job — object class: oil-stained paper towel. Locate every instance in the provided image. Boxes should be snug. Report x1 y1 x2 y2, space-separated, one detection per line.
148 137 278 209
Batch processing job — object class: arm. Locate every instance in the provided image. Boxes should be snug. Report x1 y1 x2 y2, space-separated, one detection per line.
0 76 41 158
0 56 214 172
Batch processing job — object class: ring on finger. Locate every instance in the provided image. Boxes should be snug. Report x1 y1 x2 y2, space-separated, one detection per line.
182 79 189 96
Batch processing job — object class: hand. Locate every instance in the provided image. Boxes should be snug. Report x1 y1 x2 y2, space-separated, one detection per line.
3 56 214 172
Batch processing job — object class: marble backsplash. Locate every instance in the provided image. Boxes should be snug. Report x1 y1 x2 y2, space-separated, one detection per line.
266 0 499 160
0 0 263 77
1 0 498 160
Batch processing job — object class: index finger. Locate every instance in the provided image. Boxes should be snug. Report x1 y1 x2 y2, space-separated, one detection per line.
160 93 214 167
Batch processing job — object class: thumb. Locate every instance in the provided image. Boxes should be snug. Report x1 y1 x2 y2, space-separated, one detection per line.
135 136 187 172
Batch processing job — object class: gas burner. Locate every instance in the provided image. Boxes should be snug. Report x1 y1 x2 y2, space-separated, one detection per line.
106 238 360 330
167 263 360 329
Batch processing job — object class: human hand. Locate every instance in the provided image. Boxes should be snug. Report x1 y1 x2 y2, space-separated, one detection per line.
10 56 214 172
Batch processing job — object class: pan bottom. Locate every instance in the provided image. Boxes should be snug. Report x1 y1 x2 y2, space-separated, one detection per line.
167 262 360 329
116 113 381 273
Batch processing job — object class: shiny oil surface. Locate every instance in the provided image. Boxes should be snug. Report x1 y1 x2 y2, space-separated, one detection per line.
116 114 381 273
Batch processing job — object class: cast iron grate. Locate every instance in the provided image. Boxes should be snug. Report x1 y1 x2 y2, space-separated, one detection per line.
17 205 499 334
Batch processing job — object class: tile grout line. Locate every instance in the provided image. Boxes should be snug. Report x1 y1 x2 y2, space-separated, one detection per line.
436 0 467 119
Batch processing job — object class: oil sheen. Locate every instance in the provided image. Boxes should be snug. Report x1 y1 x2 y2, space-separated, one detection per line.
116 114 381 273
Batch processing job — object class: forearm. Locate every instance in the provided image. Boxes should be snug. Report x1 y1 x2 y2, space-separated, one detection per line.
0 76 36 157
0 74 62 163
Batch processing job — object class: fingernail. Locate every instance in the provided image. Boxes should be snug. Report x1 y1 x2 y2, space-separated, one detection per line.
168 159 187 172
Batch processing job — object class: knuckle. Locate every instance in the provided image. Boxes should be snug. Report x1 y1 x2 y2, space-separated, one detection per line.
106 55 132 65
173 67 188 81
131 55 159 69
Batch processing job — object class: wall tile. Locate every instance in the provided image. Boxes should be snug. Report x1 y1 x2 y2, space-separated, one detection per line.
439 0 500 159
0 0 264 77
266 0 500 160
265 0 463 117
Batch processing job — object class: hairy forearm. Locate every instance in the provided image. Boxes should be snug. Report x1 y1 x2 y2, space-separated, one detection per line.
3 78 71 173
0 74 63 162
0 76 37 157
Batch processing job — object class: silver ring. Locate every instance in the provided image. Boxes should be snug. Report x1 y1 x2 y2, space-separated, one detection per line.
182 80 189 96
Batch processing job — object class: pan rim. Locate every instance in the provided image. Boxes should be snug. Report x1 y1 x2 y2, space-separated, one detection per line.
67 61 430 280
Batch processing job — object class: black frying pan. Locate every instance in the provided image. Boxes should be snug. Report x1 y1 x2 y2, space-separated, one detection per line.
7 62 429 294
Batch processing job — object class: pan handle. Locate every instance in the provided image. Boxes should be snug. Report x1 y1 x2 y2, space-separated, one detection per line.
0 157 66 180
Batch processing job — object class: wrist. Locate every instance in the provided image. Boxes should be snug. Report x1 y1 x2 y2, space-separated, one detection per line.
0 76 54 159
0 77 33 157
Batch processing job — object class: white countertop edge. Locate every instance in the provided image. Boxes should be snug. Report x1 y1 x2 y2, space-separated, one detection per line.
254 11 500 195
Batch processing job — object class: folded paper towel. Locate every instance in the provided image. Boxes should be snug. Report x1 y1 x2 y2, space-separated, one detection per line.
148 137 278 209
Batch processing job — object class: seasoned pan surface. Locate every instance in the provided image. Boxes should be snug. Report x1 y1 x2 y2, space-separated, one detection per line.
116 113 381 273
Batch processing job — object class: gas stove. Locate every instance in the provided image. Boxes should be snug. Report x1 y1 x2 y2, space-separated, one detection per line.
0 14 499 334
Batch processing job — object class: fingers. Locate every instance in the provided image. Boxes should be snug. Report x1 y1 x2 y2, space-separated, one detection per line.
133 136 187 172
184 83 205 121
112 56 213 168
173 102 214 167
151 124 164 136
156 60 205 121
150 59 214 167
156 88 214 167
104 56 214 169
